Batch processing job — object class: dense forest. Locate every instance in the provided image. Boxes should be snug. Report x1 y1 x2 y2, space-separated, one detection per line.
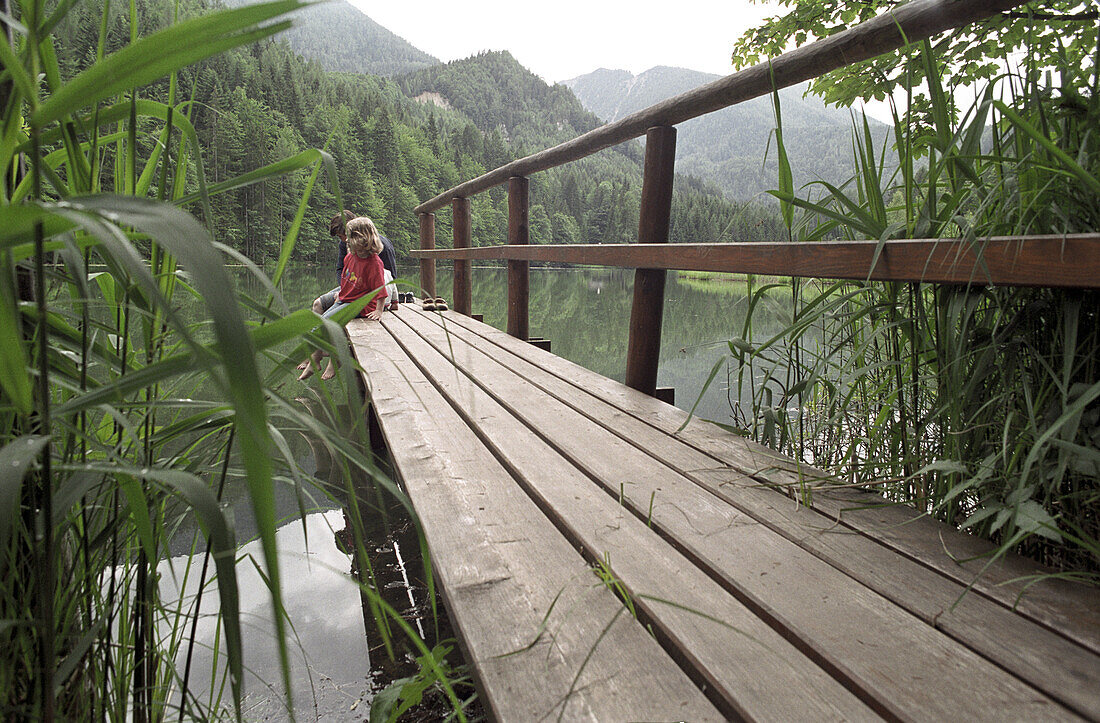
54 0 786 267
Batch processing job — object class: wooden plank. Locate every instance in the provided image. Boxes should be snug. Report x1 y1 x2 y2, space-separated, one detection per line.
507 176 528 340
383 311 878 721
409 235 1100 289
346 317 724 722
625 126 675 395
396 308 1078 720
451 197 471 316
417 309 1100 716
428 308 1100 652
414 0 1028 214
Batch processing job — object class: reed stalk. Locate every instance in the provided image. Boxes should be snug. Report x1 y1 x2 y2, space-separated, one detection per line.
0 0 444 718
727 39 1099 579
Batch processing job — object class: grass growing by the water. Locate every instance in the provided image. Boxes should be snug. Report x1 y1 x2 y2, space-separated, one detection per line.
720 40 1099 579
676 271 789 296
0 1 458 719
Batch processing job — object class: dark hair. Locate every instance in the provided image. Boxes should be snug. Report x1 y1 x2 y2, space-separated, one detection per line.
328 210 356 237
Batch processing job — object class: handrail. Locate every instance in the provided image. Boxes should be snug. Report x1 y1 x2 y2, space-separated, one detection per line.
412 0 1045 397
414 0 1025 215
411 235 1100 289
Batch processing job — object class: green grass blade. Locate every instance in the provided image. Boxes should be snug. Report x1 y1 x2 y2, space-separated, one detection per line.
0 436 50 555
32 1 306 128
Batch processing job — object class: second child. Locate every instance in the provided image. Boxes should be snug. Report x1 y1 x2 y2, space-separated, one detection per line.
299 216 389 381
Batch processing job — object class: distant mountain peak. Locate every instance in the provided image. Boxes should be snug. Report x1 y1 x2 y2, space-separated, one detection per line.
225 0 438 76
563 65 891 201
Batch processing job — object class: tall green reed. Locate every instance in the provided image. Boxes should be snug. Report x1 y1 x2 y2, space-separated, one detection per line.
0 0 444 718
729 39 1099 579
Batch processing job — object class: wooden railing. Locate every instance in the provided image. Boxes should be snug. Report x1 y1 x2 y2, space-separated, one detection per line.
411 0 1099 397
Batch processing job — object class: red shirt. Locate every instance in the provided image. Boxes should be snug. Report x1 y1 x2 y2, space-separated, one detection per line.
338 252 387 315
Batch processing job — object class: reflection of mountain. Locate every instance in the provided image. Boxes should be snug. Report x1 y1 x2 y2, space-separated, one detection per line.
562 67 893 202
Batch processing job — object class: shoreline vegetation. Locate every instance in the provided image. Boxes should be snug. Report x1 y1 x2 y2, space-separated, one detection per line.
2 0 1096 720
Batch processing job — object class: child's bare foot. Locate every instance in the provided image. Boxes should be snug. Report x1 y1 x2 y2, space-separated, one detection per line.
298 350 323 380
321 360 338 380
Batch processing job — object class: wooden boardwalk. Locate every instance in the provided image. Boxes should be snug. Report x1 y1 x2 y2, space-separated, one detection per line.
349 303 1100 722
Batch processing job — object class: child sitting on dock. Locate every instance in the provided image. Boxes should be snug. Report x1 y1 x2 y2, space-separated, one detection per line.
299 216 389 381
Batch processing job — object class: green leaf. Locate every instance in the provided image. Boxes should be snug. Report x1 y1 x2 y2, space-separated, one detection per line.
0 436 50 554
42 193 289 708
32 1 306 128
118 474 158 563
1014 500 1062 542
0 262 32 414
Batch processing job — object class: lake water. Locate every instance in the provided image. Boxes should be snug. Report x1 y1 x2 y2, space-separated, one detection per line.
406 263 795 423
163 262 796 718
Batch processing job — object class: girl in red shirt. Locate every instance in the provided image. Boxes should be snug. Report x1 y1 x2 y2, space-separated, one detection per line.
299 216 389 380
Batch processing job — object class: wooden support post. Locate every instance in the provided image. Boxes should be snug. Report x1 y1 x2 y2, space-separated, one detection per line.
367 404 385 452
625 126 676 396
507 176 529 340
419 213 436 303
452 197 472 316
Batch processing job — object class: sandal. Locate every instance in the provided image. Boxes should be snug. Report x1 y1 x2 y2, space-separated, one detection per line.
434 297 449 311
422 298 436 311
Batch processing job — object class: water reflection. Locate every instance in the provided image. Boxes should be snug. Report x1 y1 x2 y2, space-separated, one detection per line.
161 510 373 719
161 394 430 719
162 263 802 717
418 264 800 423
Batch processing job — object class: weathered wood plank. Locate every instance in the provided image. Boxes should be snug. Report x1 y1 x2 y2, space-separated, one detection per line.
419 308 1100 716
384 311 879 721
346 317 724 722
428 307 1100 648
414 0 1028 214
397 308 1079 720
409 235 1100 289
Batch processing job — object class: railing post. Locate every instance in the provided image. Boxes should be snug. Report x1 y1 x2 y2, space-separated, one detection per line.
625 126 676 396
507 176 529 340
418 212 436 303
452 197 472 316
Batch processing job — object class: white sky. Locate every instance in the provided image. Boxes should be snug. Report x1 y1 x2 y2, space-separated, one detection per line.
348 0 777 84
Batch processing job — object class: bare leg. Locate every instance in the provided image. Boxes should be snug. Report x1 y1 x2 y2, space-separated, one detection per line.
320 358 338 380
298 296 326 370
298 349 323 380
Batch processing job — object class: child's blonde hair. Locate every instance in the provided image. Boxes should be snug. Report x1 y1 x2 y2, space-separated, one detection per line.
345 216 383 257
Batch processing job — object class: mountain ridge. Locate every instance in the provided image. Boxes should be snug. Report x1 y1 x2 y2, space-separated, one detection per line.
563 65 892 201
223 0 439 76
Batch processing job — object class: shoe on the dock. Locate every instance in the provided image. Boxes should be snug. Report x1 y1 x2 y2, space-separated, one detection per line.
434 297 449 311
422 298 436 311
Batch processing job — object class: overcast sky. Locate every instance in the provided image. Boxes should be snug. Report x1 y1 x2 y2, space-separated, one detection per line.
349 0 777 83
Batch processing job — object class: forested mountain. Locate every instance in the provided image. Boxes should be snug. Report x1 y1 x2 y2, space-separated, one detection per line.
394 51 786 245
223 0 438 76
563 67 894 202
53 0 786 267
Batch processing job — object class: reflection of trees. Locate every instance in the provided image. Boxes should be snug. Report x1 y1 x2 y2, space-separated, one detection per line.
294 396 435 681
459 266 799 419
